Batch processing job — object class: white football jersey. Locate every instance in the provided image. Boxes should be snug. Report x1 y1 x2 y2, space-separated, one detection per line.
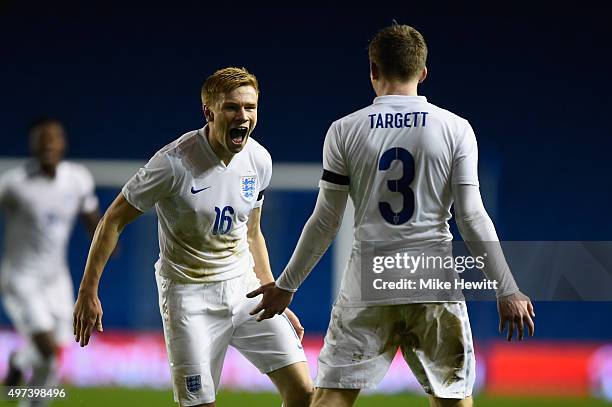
0 161 99 279
320 95 479 305
122 126 272 283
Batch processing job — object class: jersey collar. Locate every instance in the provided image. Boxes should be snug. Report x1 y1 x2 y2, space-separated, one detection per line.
197 125 237 170
373 95 427 104
24 159 63 179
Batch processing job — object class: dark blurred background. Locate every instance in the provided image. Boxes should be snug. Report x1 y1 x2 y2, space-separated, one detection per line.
1 3 612 395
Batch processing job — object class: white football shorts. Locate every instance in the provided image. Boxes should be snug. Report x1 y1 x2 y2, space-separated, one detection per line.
0 271 74 345
315 302 475 399
156 270 307 406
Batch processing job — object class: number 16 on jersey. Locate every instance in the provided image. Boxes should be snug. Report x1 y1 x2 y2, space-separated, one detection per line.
212 206 234 235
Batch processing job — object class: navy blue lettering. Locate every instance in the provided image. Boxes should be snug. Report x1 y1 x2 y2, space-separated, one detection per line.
369 112 428 129
385 113 393 128
376 114 384 128
404 113 412 127
394 113 403 128
369 114 376 128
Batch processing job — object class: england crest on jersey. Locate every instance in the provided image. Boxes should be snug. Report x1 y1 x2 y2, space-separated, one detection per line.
185 374 201 393
240 175 257 200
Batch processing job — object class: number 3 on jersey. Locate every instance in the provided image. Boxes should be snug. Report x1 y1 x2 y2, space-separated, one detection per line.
212 206 234 235
378 147 415 225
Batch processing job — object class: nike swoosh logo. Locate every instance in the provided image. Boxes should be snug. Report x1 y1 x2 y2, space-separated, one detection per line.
190 186 211 194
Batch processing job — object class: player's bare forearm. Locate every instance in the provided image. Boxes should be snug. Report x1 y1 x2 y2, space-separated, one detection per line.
248 230 275 284
74 194 140 347
246 206 274 284
246 206 301 325
79 216 120 293
79 194 142 293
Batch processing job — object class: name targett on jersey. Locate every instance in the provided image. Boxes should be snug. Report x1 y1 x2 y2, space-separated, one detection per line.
240 175 257 200
369 111 429 129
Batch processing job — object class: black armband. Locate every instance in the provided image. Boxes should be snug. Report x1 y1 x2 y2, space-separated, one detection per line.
321 169 350 185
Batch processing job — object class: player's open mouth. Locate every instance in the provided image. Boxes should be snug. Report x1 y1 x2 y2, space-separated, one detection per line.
229 127 248 145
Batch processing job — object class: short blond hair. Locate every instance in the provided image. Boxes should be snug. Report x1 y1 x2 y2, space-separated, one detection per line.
201 67 259 106
368 23 427 82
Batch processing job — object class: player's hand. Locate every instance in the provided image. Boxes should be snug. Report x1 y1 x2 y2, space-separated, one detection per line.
246 282 294 322
497 291 535 341
283 308 305 341
73 289 104 347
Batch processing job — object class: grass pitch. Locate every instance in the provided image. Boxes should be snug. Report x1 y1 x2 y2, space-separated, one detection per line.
2 388 608 406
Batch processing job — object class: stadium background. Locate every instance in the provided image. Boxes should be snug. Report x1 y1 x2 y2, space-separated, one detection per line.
1 4 611 405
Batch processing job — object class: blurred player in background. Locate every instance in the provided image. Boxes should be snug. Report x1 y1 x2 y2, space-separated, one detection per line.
249 24 536 407
73 67 313 407
0 118 100 401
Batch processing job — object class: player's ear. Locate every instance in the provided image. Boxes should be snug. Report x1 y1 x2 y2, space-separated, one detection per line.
418 67 428 83
370 62 379 81
204 105 214 122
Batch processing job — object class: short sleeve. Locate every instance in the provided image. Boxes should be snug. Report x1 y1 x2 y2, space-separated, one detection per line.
78 166 99 214
451 121 480 186
253 149 272 209
122 153 175 212
319 122 350 192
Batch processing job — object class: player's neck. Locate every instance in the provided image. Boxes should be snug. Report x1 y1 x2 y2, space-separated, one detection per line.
39 163 57 178
206 127 234 166
375 80 419 97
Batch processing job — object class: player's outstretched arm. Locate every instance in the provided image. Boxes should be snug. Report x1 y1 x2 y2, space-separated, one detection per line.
245 207 304 338
247 187 348 320
73 193 142 347
453 184 535 341
246 206 275 285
